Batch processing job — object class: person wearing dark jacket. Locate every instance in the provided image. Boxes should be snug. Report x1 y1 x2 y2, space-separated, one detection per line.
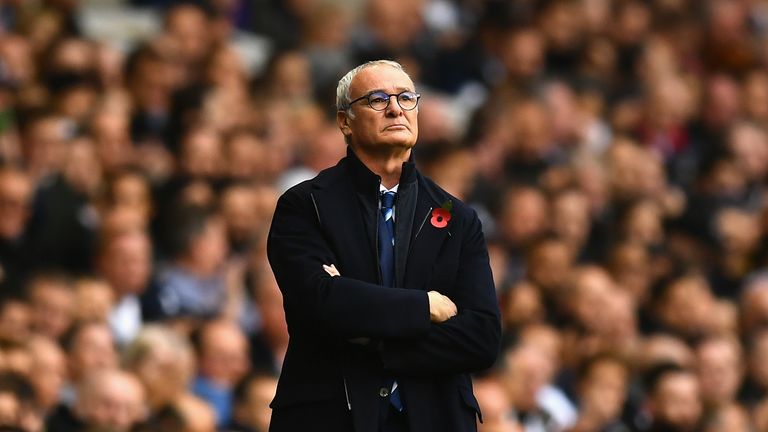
266 60 501 432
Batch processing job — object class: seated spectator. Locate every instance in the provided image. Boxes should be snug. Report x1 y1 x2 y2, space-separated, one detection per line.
123 324 208 430
26 272 74 341
192 319 250 428
230 371 279 432
249 266 288 374
151 204 229 320
0 372 42 432
47 368 147 432
474 376 523 432
695 335 744 426
59 321 118 405
0 298 30 345
642 363 703 432
499 342 577 432
25 335 66 416
95 228 153 345
71 276 114 324
568 353 631 432
739 327 768 407
0 165 33 295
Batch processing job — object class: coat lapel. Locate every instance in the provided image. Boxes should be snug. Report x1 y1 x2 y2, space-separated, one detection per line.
394 178 416 288
404 180 450 289
311 182 380 282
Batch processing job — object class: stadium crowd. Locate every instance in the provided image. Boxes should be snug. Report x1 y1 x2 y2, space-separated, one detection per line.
0 0 767 431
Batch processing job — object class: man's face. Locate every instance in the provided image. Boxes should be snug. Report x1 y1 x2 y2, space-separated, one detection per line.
0 171 32 239
651 372 702 431
339 65 419 153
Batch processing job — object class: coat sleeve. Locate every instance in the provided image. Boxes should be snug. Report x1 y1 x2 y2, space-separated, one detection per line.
380 211 502 376
267 186 431 340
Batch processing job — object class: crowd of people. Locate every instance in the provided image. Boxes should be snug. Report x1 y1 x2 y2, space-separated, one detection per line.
0 0 766 431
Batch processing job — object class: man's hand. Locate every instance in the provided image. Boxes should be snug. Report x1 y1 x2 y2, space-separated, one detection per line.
323 264 340 276
427 291 457 322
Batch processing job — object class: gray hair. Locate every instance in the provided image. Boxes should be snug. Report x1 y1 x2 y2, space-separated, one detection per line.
336 60 411 118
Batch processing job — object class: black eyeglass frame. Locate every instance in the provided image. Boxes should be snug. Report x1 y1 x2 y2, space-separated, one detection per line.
345 90 421 112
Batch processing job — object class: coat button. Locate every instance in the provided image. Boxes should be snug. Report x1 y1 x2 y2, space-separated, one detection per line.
379 387 390 397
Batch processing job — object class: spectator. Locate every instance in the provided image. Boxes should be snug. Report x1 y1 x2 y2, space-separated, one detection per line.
642 363 703 432
26 335 66 415
568 353 631 432
95 228 153 345
123 324 206 429
0 165 33 294
474 376 523 432
66 368 146 432
499 342 577 432
61 321 118 401
0 372 42 432
230 371 279 432
26 272 74 341
71 276 114 324
151 204 229 320
192 319 250 427
0 298 30 345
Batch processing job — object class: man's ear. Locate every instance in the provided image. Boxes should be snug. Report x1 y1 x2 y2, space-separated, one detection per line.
336 110 351 137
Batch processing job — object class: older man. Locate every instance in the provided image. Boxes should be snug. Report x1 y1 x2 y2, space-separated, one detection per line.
267 60 500 431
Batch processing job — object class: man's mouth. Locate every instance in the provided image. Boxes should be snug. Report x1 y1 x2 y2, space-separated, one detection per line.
384 125 408 130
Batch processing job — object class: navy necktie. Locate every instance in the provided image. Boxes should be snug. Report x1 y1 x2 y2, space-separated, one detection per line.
378 191 404 411
378 191 396 288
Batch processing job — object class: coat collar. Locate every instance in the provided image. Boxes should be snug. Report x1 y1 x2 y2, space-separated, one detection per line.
344 146 417 194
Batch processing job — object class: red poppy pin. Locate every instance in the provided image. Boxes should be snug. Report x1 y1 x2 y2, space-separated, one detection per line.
430 200 453 228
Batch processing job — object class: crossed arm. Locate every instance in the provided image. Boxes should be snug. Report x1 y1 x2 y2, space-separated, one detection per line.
323 264 458 323
267 189 500 375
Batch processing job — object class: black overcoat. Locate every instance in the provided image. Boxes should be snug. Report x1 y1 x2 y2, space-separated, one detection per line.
266 148 501 432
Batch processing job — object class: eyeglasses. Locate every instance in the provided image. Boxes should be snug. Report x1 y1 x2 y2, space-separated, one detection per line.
347 90 421 112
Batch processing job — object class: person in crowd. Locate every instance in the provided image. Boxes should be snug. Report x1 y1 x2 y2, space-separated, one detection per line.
0 165 33 295
192 318 250 428
230 371 279 432
60 320 118 404
473 376 523 432
0 371 42 432
641 363 703 432
499 342 576 432
151 204 229 320
71 276 114 323
25 272 74 341
123 324 209 429
25 335 66 416
695 335 745 427
64 368 146 432
568 353 631 432
95 228 153 345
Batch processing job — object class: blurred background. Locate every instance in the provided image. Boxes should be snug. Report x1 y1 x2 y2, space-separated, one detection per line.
0 0 767 431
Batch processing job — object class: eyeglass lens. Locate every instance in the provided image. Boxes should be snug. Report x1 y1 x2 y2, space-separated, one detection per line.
368 92 419 111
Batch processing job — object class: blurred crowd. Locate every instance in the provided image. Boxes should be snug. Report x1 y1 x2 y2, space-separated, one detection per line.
0 0 767 431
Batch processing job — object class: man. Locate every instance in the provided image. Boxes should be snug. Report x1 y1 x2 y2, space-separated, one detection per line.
0 165 34 296
230 372 279 432
96 228 154 345
267 60 501 431
643 363 703 432
192 319 251 428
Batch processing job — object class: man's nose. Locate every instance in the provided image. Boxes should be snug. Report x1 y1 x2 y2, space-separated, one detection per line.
385 95 403 116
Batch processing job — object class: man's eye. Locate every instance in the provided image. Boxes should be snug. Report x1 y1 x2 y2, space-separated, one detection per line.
369 95 388 104
400 93 416 101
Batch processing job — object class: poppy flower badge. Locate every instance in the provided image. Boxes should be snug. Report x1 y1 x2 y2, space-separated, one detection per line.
430 200 453 228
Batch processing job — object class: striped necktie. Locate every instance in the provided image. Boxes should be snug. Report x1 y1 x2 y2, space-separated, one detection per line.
378 191 403 411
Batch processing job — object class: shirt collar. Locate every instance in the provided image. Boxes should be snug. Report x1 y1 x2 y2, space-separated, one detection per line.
379 184 399 194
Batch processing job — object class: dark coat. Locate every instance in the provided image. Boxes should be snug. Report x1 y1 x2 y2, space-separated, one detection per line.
266 148 501 432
